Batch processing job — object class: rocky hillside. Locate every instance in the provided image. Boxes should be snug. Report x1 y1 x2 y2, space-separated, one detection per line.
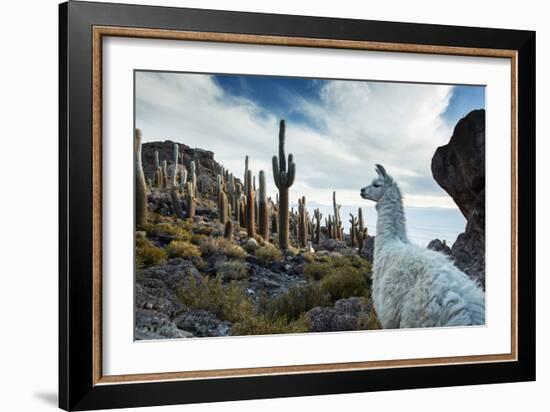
431 109 486 288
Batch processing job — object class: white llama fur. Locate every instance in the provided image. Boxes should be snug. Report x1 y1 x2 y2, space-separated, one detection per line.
360 164 485 328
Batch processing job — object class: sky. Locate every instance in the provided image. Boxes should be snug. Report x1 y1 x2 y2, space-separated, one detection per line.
135 70 484 210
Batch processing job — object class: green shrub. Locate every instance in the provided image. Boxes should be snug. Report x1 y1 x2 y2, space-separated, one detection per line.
304 261 333 281
319 267 368 301
177 275 255 323
190 233 208 245
231 313 310 336
199 237 246 259
302 251 316 263
144 222 192 242
165 240 201 259
216 260 249 280
260 283 331 322
357 309 382 330
304 255 372 281
136 237 167 267
193 225 214 236
255 244 282 265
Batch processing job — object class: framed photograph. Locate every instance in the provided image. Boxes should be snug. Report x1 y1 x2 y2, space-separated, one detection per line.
59 1 535 410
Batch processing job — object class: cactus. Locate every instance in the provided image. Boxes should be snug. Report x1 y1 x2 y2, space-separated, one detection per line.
219 189 228 224
244 155 249 196
224 220 233 240
355 207 368 252
180 169 187 194
134 129 148 228
170 186 185 219
186 182 195 219
245 169 255 237
240 198 247 229
172 143 179 187
161 160 168 189
313 208 322 244
298 196 307 247
327 216 333 239
258 170 269 240
153 150 160 184
349 213 358 247
272 120 295 250
333 191 343 241
190 161 197 197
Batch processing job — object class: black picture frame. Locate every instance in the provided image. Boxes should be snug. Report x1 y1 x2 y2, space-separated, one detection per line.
59 1 536 410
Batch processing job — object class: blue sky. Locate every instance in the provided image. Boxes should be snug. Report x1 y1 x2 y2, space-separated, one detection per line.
136 71 484 209
213 74 484 136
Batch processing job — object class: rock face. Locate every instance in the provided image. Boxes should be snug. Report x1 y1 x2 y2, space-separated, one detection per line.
307 297 374 332
431 109 485 287
427 238 452 256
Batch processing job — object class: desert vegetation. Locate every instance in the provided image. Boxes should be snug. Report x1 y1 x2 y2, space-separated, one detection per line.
135 119 380 339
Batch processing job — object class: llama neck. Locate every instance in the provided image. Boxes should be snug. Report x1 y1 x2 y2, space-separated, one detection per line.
375 183 408 248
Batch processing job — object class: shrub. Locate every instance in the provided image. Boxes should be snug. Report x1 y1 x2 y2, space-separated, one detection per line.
144 222 192 242
243 238 259 253
216 260 249 280
136 237 167 267
357 309 382 330
231 313 310 336
199 238 246 259
255 244 282 265
177 275 255 323
193 225 214 236
190 233 208 245
302 251 316 263
319 267 368 302
259 283 331 322
304 261 333 281
165 240 201 259
304 255 372 281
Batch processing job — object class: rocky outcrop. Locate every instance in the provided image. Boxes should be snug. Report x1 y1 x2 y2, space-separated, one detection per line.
307 297 374 332
427 238 452 256
431 109 485 287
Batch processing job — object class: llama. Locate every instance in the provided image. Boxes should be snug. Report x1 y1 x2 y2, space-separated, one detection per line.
360 164 485 329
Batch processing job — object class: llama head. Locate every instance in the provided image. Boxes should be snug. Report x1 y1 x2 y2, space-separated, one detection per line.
360 164 394 202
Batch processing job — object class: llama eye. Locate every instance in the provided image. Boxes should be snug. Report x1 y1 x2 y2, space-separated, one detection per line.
373 183 380 188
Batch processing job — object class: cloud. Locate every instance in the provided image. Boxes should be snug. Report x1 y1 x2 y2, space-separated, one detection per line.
136 71 458 208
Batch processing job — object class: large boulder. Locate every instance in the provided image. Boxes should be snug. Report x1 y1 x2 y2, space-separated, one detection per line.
307 297 374 332
431 109 485 287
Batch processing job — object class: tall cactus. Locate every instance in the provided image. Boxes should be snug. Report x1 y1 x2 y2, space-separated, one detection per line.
190 161 197 197
162 160 168 189
245 169 255 237
186 181 195 219
272 120 295 250
258 170 269 240
171 143 179 187
349 213 358 247
298 196 307 247
170 186 184 219
355 207 368 252
219 189 228 224
154 150 160 185
244 155 249 196
134 129 147 228
314 208 322 244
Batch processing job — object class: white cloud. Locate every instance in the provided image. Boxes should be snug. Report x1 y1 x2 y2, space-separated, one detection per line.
136 71 456 208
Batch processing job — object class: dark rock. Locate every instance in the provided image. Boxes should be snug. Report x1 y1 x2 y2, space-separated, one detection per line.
359 235 375 262
319 238 348 252
247 264 306 300
431 109 485 287
307 297 374 332
135 279 184 318
135 309 192 340
427 238 452 256
174 310 231 337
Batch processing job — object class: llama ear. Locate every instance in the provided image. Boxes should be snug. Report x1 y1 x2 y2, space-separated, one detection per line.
375 164 388 180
